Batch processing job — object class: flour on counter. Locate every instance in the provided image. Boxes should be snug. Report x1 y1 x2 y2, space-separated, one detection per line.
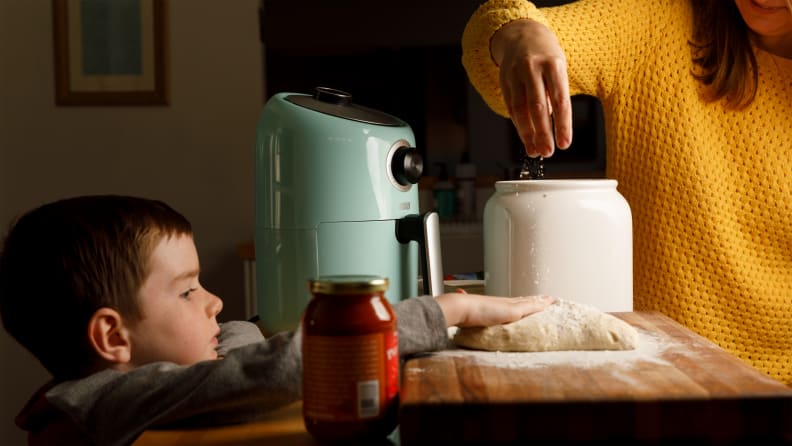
434 328 673 369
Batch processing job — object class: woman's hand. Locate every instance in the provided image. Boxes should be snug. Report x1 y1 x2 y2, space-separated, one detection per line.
492 19 573 157
436 292 555 328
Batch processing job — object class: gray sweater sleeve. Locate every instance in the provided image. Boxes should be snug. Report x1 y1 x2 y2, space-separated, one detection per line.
394 294 450 355
47 325 302 446
45 295 448 446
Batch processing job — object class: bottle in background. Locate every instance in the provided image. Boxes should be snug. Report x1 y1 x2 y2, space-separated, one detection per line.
455 152 476 221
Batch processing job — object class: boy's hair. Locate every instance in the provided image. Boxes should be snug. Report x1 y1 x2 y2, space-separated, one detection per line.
0 195 193 380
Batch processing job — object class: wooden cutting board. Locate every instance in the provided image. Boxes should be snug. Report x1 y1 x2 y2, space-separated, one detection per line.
399 311 792 445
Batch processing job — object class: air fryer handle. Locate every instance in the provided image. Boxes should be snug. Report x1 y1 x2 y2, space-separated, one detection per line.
396 212 444 296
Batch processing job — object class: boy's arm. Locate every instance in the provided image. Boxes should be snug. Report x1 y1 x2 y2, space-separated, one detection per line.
215 319 267 357
393 294 554 355
393 295 451 355
44 295 543 445
46 325 302 446
42 297 449 445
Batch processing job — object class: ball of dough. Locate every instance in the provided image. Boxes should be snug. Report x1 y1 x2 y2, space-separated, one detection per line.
453 299 638 352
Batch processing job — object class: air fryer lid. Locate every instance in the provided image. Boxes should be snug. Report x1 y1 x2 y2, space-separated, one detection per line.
285 87 403 126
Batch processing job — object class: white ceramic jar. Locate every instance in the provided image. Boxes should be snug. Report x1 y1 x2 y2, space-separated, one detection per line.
483 179 633 311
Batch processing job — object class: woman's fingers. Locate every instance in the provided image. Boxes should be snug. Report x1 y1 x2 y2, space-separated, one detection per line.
504 60 570 156
495 20 573 157
545 60 573 149
503 61 545 157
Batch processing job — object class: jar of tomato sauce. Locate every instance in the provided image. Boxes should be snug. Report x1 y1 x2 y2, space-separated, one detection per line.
302 275 399 442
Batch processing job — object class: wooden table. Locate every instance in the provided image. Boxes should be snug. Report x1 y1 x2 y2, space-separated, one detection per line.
134 402 399 446
136 312 791 445
135 402 316 446
400 311 792 445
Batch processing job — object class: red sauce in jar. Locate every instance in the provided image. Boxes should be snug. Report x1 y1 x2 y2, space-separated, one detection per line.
302 275 399 442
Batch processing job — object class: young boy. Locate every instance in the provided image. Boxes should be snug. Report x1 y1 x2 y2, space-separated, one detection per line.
0 195 553 446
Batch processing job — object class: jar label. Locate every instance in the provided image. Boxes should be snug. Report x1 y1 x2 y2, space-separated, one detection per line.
303 330 399 421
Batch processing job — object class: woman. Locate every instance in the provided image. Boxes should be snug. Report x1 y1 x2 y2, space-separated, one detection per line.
462 0 792 385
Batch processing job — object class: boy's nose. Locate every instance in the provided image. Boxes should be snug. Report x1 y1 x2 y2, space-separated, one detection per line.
206 292 223 317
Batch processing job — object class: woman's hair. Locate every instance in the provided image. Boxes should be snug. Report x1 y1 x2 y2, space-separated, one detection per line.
0 195 193 380
689 0 792 109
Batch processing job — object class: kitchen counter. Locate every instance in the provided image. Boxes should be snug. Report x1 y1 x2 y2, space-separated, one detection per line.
400 311 792 445
135 312 792 446
134 402 318 446
134 401 400 446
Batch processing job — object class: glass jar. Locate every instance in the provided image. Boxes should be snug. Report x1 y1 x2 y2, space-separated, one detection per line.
302 275 399 442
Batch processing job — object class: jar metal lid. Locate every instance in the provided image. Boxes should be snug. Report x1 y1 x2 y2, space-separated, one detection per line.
308 275 389 295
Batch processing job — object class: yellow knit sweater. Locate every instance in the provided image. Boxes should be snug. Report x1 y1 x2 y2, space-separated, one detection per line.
463 0 792 385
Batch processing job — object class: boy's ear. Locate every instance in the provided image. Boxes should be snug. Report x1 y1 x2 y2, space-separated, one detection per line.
88 307 132 365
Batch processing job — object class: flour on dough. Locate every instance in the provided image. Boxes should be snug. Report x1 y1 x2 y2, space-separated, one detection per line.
453 299 638 352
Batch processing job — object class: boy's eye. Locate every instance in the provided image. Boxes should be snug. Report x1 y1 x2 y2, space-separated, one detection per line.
180 288 198 300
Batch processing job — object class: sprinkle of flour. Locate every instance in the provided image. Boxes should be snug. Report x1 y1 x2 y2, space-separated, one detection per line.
437 328 673 370
540 298 589 332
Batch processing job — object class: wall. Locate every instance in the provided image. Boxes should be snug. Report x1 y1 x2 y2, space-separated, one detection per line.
0 0 263 443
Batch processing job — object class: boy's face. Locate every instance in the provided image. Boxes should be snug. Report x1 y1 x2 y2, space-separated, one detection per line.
125 234 223 366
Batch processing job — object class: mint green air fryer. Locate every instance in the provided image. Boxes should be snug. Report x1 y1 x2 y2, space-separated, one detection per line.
254 87 443 334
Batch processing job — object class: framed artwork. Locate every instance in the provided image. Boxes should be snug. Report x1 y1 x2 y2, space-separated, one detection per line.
52 0 169 106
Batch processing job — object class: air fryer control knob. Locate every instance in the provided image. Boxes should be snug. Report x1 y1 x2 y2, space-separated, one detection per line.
391 146 423 186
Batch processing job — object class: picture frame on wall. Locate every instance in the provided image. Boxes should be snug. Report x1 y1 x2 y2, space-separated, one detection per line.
52 0 169 106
